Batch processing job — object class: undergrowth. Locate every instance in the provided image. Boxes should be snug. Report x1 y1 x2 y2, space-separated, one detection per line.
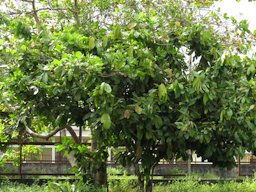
2 177 256 192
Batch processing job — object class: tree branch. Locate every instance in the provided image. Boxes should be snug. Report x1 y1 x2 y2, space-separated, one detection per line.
3 103 81 144
24 123 81 144
31 0 41 27
0 111 10 117
65 125 81 144
21 0 33 2
3 102 15 112
36 7 68 12
100 71 127 78
73 0 80 26
8 7 68 16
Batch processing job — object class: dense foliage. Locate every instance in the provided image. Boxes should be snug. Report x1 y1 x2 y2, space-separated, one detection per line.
0 0 255 191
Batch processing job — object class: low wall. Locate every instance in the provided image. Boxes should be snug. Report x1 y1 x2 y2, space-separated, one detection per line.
0 162 73 176
153 164 237 177
153 163 256 177
0 162 255 177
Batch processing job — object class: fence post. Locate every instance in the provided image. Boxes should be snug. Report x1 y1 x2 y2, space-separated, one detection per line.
19 144 23 179
187 149 191 176
238 155 240 176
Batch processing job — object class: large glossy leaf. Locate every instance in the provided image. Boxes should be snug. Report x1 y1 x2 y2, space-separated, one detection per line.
88 36 95 50
100 113 111 129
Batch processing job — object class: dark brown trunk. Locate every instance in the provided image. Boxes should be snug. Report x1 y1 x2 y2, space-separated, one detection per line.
95 164 107 186
91 138 97 151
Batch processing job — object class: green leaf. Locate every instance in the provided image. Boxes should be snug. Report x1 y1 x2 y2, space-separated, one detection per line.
54 65 63 77
220 110 224 122
179 107 188 115
248 104 255 112
203 94 208 105
101 113 111 129
234 132 241 143
158 83 167 102
128 22 137 30
68 69 73 81
226 108 233 120
100 82 112 94
154 116 163 128
193 76 203 93
88 36 95 50
113 25 122 40
135 104 142 114
146 130 152 140
127 46 133 57
246 120 254 129
42 73 48 84
247 64 255 76
103 83 112 93
74 92 81 101
74 51 82 58
102 36 108 48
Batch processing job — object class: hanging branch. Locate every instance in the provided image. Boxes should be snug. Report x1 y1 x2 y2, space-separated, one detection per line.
2 103 80 143
24 122 81 144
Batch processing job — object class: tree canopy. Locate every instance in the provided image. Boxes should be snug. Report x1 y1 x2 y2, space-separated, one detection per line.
0 0 256 191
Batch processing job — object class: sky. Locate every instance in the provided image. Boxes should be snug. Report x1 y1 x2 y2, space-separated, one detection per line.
215 0 256 30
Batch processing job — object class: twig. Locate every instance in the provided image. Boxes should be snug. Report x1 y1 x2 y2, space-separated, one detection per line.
100 71 127 78
31 0 41 26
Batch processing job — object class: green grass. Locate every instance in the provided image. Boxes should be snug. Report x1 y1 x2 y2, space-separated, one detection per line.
154 179 256 192
0 181 53 192
2 178 256 192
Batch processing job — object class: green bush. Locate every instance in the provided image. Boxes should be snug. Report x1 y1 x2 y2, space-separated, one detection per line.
48 181 107 192
108 175 138 192
0 181 52 192
154 179 256 192
107 167 128 176
2 178 256 192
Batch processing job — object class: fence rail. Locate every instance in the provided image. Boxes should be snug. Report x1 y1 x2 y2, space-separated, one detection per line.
0 140 256 179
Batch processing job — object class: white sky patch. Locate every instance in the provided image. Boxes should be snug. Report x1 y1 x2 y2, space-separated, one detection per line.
214 0 256 31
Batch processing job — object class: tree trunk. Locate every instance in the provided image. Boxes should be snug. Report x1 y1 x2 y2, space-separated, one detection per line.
135 164 144 192
138 175 145 192
187 149 191 176
91 138 107 187
145 178 152 192
95 163 107 186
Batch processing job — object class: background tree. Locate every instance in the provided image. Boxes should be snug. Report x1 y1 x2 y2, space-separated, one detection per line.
0 0 256 191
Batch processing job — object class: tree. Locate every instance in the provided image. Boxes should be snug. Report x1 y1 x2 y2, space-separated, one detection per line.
0 0 256 191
